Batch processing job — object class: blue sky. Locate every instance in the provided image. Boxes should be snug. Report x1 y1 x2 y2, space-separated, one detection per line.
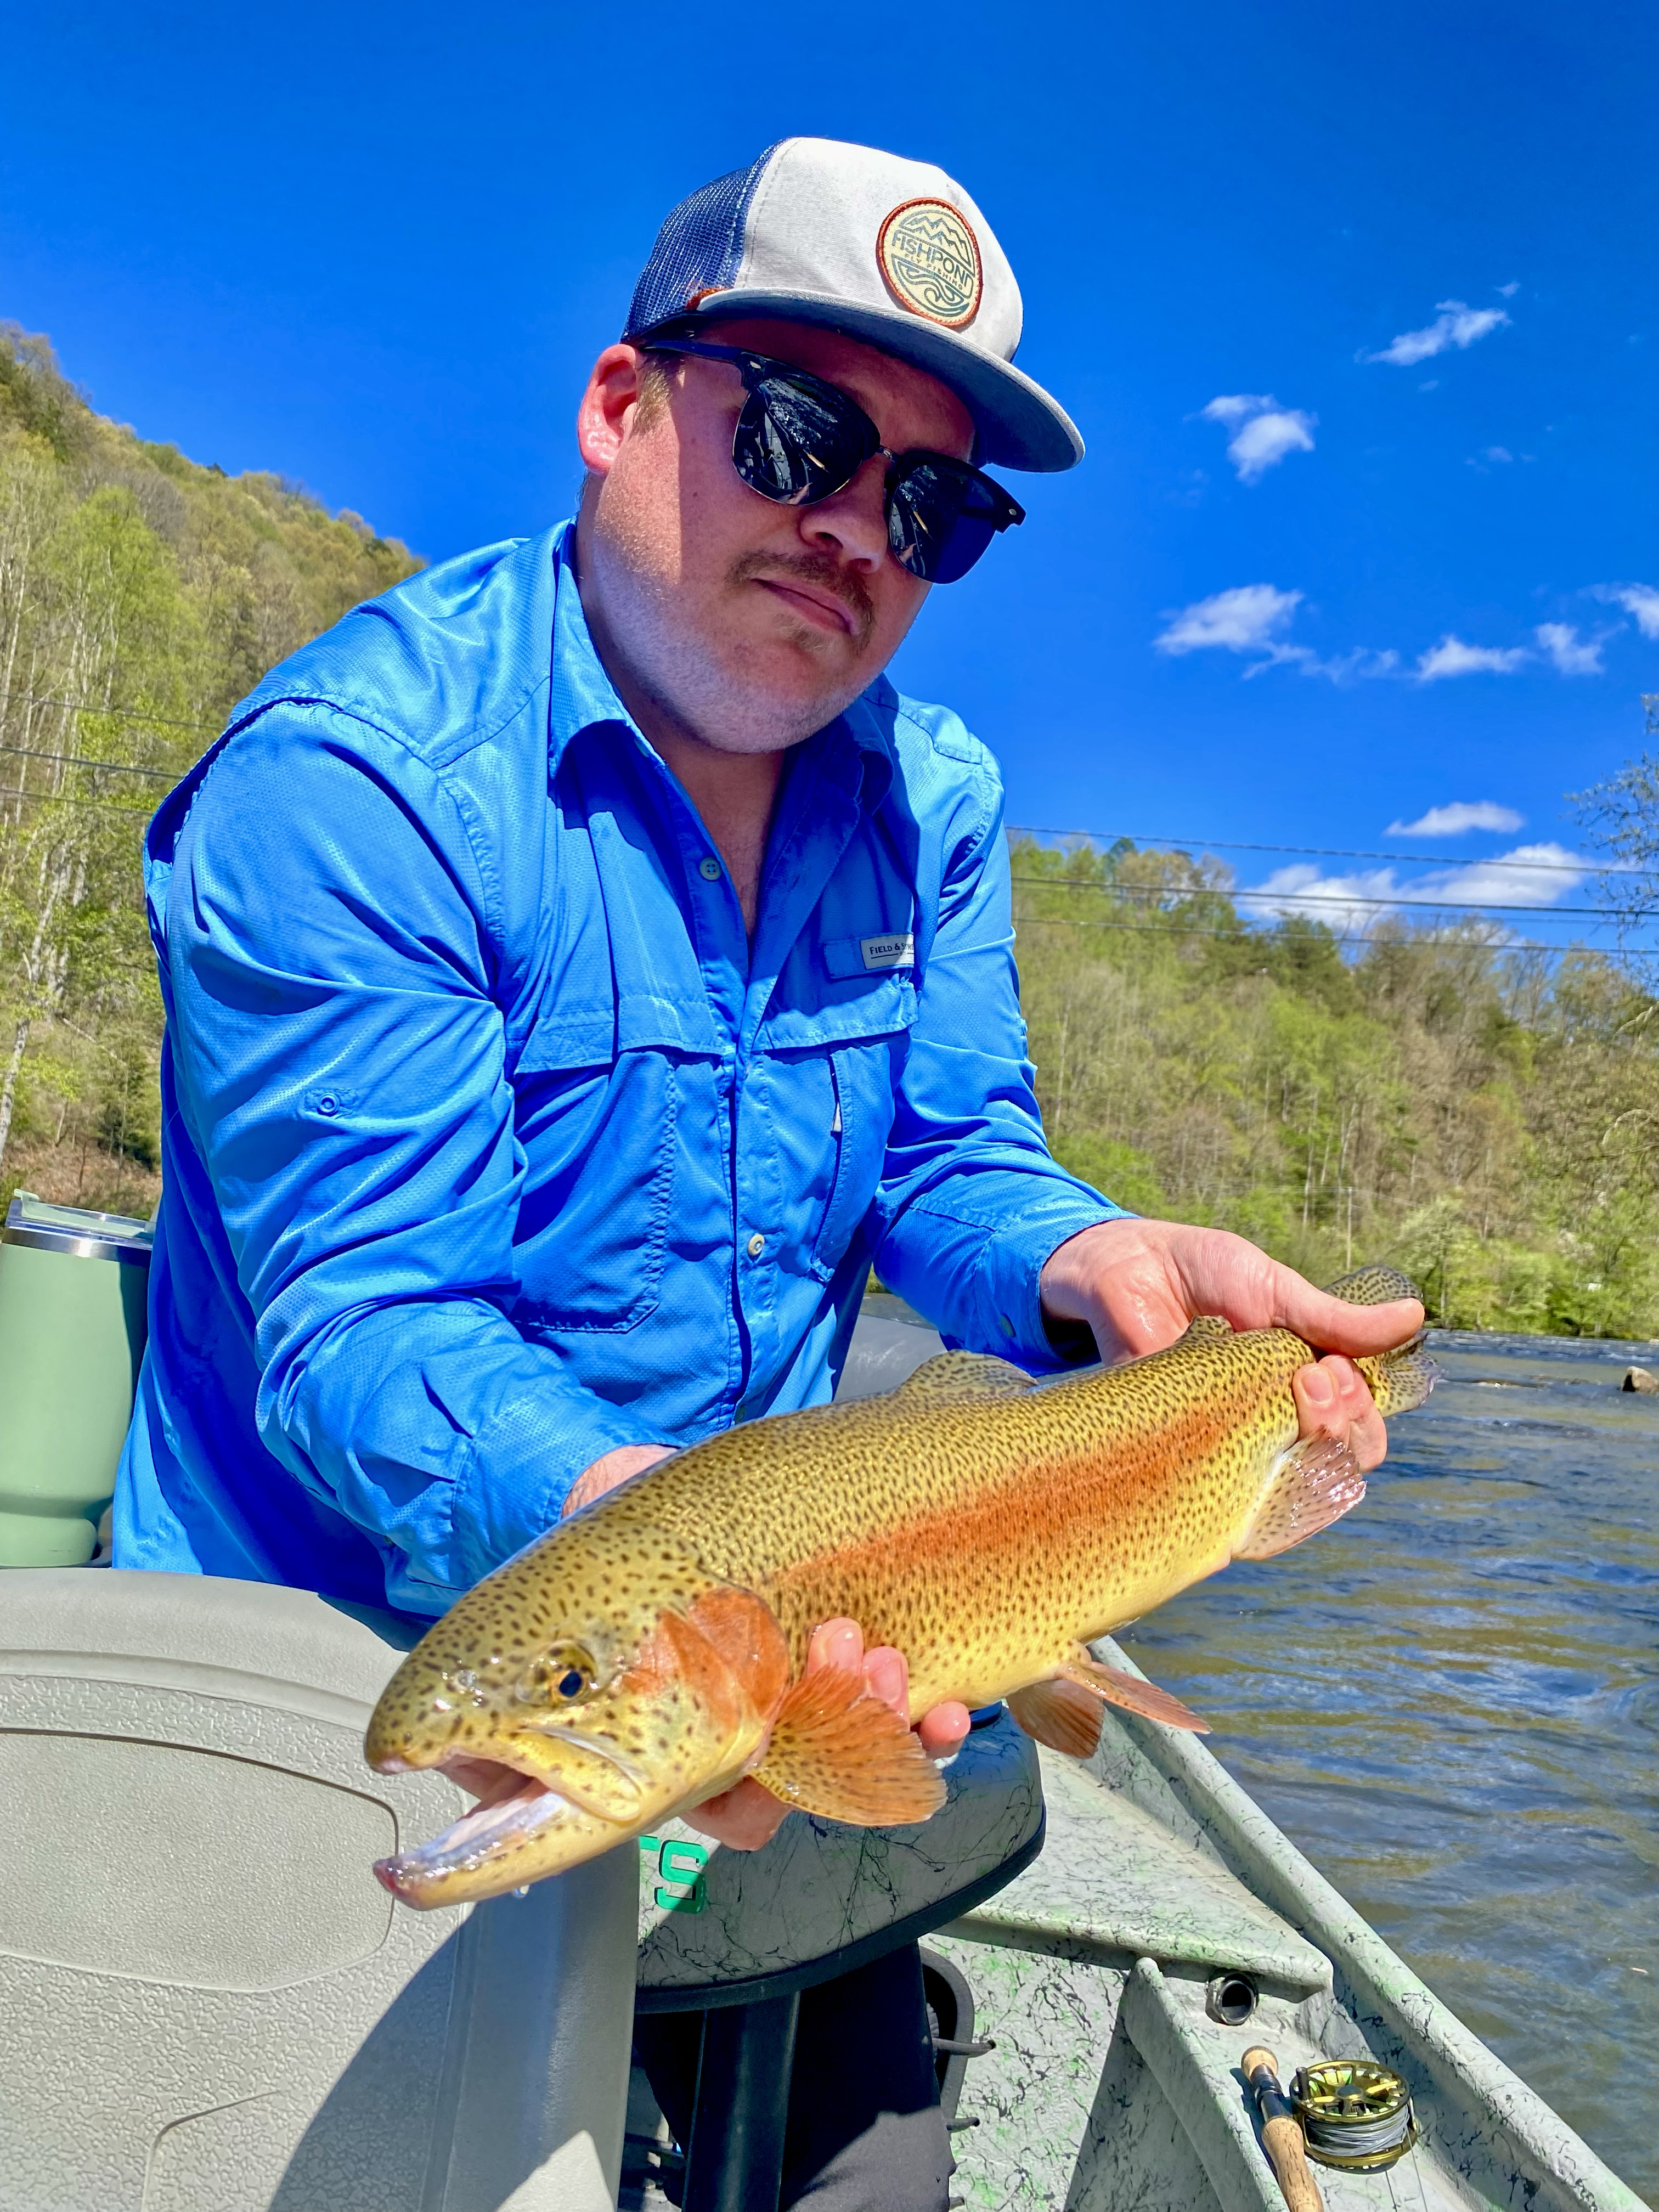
3 1 1654 947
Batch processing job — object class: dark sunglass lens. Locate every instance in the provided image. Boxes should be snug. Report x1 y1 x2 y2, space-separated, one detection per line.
888 460 1003 584
733 377 870 506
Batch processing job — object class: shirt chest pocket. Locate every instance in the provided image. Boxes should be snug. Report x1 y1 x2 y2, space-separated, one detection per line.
763 967 918 1286
509 1012 678 1336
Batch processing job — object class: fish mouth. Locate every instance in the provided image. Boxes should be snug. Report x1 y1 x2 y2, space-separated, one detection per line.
372 1741 640 1904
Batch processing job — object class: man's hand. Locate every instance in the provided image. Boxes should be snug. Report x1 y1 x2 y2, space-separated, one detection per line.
1040 1217 1424 1473
562 1443 677 1516
685 1619 971 1852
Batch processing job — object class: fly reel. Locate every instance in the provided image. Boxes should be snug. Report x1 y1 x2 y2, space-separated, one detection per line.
1290 2059 1415 2171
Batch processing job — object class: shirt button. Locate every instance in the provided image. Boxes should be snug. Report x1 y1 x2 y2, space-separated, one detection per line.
747 1232 766 1259
698 856 723 881
998 1314 1015 1338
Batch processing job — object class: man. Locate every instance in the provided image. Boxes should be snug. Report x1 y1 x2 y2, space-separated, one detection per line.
116 139 1419 2209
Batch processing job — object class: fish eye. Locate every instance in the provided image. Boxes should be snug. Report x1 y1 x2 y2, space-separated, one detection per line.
516 1643 596 1706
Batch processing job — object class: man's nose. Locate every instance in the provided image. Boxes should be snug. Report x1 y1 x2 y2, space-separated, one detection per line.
797 453 890 571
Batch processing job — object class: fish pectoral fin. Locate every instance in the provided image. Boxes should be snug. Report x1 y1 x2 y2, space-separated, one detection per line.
1234 1431 1365 1562
1007 1678 1105 1757
1058 1651 1210 1734
891 1351 1035 1404
752 1668 948 1827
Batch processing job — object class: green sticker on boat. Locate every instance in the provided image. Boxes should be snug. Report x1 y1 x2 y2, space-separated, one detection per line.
638 1833 707 1912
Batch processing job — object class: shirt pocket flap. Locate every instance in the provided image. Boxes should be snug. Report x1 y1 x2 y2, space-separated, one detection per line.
763 972 917 1052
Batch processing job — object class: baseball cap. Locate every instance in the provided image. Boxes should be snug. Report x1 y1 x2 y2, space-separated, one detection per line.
623 139 1083 473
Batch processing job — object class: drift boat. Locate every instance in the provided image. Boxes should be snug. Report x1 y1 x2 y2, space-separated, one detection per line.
0 1224 1647 2212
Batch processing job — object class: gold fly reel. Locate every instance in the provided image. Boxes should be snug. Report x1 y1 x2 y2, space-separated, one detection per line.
1290 2059 1416 2171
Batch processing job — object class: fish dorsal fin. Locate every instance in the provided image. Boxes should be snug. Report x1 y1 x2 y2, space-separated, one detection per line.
891 1351 1035 1404
1059 1651 1210 1734
1234 1431 1365 1562
751 1669 947 1827
1177 1313 1234 1346
1008 1678 1105 1758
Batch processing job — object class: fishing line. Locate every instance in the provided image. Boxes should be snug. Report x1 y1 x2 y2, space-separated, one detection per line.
1291 2061 1416 2170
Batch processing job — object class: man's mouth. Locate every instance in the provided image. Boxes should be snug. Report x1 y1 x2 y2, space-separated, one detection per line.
755 575 856 634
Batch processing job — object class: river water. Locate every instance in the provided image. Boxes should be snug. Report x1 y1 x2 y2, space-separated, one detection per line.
1116 1331 1659 2201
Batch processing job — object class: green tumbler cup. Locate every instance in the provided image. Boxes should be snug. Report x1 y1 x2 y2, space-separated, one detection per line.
0 1194 151 1567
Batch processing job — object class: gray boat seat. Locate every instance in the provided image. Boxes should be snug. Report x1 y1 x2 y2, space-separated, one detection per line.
0 1568 637 2212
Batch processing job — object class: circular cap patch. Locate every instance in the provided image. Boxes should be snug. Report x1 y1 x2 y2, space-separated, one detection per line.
877 199 983 329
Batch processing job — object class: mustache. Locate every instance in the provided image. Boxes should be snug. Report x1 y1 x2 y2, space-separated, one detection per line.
730 551 876 652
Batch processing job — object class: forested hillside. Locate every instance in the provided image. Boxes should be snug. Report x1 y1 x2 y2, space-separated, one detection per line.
1016 841 1659 1336
3 325 1654 1335
0 326 419 1216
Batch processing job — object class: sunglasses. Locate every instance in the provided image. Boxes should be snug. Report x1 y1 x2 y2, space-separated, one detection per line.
645 338 1025 585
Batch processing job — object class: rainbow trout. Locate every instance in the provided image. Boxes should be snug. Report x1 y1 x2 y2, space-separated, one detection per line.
366 1266 1434 1906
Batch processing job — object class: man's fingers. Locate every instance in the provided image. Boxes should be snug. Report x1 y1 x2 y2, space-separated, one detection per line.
684 1777 789 1851
1294 1356 1389 1472
917 1701 971 1759
807 1618 865 1674
862 1644 910 1718
1273 1276 1424 1357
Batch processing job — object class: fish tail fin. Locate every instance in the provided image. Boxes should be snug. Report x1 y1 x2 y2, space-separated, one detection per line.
1235 1431 1365 1561
751 1669 947 1827
1322 1265 1441 1417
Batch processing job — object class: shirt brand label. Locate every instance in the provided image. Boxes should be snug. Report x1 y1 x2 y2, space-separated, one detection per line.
861 933 915 971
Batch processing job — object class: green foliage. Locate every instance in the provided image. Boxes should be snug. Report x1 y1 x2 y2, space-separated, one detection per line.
1014 839 1659 1338
0 324 420 1215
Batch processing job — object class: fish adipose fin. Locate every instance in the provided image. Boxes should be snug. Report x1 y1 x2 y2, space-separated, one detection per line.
1178 1313 1234 1345
892 1351 1036 1404
1059 1651 1210 1734
1008 1677 1105 1757
1235 1432 1364 1562
752 1669 948 1827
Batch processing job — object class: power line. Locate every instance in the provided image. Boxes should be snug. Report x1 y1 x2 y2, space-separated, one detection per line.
0 783 154 815
1007 873 1639 922
1008 825 1598 876
0 742 177 780
0 689 215 735
1013 912 1655 963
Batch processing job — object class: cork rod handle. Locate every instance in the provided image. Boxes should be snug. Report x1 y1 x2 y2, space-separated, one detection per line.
1241 2046 1325 2212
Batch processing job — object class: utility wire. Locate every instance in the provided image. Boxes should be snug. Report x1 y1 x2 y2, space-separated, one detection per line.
1013 913 1654 963
0 742 177 780
1007 873 1638 922
0 689 215 735
1009 825 1597 876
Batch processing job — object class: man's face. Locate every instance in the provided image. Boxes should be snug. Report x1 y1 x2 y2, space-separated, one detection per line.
575 318 977 754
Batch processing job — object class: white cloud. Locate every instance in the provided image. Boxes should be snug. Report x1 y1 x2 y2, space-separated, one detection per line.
1199 394 1317 483
1386 800 1525 837
1154 584 1302 656
1497 281 1521 298
1365 300 1511 368
1415 634 1531 681
1239 842 1585 933
1598 583 1659 639
1536 622 1605 676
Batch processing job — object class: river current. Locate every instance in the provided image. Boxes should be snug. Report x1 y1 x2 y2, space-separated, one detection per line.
1116 1331 1659 2200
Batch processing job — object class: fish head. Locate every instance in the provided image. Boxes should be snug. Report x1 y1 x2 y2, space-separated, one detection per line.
364 1520 790 1908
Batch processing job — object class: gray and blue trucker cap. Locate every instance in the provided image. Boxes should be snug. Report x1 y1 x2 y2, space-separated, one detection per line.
624 138 1082 473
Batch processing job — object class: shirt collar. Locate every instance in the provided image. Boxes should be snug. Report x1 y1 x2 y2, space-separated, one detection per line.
545 520 895 814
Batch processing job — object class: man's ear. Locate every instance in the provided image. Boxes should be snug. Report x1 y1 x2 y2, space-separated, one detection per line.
577 345 654 478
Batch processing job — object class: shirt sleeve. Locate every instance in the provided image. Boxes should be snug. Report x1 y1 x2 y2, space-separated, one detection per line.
869 764 1128 1369
163 704 667 1612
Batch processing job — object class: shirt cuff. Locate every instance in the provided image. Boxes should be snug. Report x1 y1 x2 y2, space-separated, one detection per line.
449 1384 673 1591
990 1193 1135 1372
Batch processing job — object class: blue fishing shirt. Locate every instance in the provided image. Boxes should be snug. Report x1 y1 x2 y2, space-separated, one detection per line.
114 523 1123 1616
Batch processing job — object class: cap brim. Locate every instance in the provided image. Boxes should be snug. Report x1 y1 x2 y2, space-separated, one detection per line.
634 290 1083 473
